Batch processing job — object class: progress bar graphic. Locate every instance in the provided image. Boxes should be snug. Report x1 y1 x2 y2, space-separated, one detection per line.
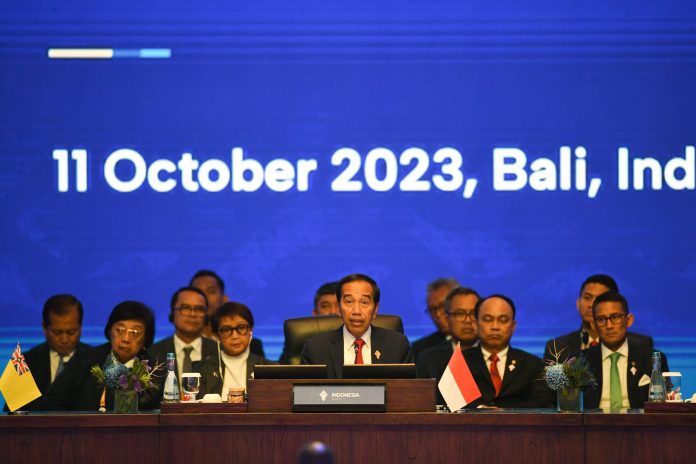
47 48 172 59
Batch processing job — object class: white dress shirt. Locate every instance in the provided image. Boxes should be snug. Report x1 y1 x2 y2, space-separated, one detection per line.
599 340 630 410
480 346 509 381
343 325 373 365
173 335 202 380
49 349 76 382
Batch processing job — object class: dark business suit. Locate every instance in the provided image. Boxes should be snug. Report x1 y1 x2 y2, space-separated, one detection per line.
6 341 90 411
412 331 448 363
148 335 219 379
463 345 554 408
43 343 160 411
301 326 413 379
583 339 669 409
198 352 271 397
544 329 653 364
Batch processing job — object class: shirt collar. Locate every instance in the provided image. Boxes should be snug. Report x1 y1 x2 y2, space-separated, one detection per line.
220 345 250 367
342 325 372 350
173 334 202 353
480 345 509 361
601 339 629 360
50 349 75 360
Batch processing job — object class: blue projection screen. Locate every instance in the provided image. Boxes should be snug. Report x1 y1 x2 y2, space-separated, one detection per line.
1 1 695 407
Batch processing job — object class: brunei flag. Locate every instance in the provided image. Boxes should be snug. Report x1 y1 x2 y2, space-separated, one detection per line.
0 343 41 412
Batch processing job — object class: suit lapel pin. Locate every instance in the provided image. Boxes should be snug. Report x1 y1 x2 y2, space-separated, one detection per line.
508 359 516 372
213 372 219 378
375 350 381 360
630 361 637 376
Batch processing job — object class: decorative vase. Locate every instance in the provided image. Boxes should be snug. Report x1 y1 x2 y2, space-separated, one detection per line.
557 387 583 412
114 389 139 414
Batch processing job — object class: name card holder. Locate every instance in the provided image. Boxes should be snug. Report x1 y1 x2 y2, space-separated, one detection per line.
247 378 436 412
293 384 386 412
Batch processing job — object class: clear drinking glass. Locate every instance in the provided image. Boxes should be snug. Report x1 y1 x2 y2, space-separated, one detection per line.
180 372 201 402
662 372 683 402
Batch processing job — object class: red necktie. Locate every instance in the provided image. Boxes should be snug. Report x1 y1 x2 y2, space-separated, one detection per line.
489 354 502 397
589 340 599 347
354 338 366 364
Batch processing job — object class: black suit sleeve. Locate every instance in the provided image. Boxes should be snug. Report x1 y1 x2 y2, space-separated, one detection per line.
42 353 89 411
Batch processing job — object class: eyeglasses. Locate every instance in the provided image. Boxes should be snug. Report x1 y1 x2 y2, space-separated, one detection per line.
113 326 144 340
425 304 445 315
446 310 476 321
594 313 626 326
218 324 250 338
177 304 207 316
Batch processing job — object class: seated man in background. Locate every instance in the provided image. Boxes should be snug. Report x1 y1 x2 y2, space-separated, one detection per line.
11 294 90 411
149 287 218 383
198 302 271 400
584 291 669 411
417 287 480 388
190 269 265 357
544 274 652 363
312 281 340 316
301 273 413 378
43 301 160 411
411 278 460 362
464 294 553 408
278 281 340 363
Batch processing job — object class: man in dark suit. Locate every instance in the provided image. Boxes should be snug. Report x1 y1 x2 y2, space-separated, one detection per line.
463 294 553 408
149 287 218 385
411 278 460 362
583 291 668 411
278 281 340 364
190 269 265 357
417 286 480 392
15 295 90 411
544 274 653 363
301 273 413 378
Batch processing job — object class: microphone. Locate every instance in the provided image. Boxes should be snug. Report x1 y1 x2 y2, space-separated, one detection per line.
217 339 223 380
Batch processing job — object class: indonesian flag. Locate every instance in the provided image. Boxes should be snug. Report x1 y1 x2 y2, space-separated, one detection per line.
0 343 41 412
438 343 481 411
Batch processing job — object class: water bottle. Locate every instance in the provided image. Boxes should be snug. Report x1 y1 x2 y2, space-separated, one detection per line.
162 352 180 402
648 351 666 402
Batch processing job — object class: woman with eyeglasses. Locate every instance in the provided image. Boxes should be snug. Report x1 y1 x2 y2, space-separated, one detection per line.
198 302 271 400
43 301 159 411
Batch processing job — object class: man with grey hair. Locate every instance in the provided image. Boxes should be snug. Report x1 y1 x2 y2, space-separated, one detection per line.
411 277 460 362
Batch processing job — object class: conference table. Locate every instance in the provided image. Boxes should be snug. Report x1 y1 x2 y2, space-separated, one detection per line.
2 409 694 463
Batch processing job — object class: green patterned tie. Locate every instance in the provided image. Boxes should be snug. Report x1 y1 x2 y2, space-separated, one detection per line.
609 352 622 412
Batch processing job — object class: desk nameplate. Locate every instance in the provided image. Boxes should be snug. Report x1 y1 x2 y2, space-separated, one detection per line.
293 384 386 412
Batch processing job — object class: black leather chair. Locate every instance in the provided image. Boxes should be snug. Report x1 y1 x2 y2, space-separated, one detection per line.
281 314 405 365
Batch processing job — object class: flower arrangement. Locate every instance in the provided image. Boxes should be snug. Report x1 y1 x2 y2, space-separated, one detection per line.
544 344 597 411
90 357 162 393
545 356 597 392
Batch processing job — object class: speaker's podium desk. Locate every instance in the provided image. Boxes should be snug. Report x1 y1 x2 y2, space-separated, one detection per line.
246 378 435 412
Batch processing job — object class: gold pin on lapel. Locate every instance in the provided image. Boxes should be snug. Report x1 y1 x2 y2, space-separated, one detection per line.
508 359 517 372
630 361 637 376
375 350 382 360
